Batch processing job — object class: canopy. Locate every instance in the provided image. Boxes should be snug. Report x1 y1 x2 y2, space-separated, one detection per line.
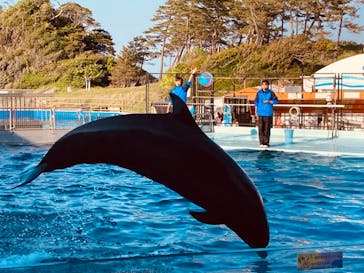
314 54 364 90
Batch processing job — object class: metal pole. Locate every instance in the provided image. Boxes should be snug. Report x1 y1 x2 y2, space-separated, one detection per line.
9 96 13 130
145 74 149 113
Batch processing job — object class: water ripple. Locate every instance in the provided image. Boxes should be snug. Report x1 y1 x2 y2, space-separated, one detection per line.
0 147 363 272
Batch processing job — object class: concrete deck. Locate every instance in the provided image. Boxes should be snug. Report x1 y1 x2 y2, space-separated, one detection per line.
1 126 363 157
0 129 70 146
210 127 364 157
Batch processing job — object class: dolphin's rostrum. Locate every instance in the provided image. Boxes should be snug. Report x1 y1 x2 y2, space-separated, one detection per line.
16 93 269 248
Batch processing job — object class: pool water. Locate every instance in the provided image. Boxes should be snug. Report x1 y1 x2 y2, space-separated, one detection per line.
0 145 363 272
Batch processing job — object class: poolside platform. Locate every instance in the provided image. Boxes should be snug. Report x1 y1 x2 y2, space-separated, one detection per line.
0 126 363 157
0 129 70 146
210 127 364 157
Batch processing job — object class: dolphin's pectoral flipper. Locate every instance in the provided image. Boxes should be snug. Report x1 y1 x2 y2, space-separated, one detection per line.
189 210 223 225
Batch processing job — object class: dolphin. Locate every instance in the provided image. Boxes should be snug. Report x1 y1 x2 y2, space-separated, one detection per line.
15 93 269 248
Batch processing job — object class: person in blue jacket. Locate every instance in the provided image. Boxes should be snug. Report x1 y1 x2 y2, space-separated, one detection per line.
167 68 197 113
254 80 278 148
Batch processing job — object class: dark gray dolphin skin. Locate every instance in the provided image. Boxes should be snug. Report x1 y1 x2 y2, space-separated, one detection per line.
15 93 269 248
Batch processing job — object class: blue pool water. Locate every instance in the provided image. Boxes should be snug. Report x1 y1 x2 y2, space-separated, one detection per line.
0 110 119 121
0 109 119 129
0 145 363 272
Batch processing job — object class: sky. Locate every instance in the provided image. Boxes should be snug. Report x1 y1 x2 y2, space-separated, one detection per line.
1 0 363 72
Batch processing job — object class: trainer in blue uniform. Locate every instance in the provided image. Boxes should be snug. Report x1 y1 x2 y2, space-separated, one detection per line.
167 68 197 113
254 80 278 148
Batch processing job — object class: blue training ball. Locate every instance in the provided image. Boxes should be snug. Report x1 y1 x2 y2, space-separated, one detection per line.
198 71 213 87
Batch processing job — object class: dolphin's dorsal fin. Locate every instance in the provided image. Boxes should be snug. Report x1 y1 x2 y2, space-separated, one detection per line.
189 210 223 225
170 93 196 126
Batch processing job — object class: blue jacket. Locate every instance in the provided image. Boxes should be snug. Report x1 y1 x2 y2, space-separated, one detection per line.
254 89 278 116
169 81 191 103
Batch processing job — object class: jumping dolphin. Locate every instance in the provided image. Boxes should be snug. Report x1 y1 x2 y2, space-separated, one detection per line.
15 94 269 248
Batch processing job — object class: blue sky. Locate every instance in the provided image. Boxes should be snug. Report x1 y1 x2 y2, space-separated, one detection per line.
1 0 363 72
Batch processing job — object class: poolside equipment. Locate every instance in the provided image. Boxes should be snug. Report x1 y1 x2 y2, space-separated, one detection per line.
284 128 294 144
250 128 257 136
297 252 343 270
222 104 232 126
15 93 269 249
289 106 300 116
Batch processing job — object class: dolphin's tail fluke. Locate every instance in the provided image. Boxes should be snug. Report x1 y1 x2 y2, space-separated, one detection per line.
14 163 47 189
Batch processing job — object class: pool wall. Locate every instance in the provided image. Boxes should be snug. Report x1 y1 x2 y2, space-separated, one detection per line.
0 129 71 146
214 125 364 139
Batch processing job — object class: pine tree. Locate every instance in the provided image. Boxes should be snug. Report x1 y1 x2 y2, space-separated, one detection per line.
0 0 114 88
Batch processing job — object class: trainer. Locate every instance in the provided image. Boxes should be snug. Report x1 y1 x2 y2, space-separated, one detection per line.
254 80 278 148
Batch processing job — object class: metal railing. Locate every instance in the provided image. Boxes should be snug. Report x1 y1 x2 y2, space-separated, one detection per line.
1 81 363 132
194 112 214 133
218 103 352 136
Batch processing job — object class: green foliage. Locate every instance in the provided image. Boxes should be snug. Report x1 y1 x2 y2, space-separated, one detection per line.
0 0 363 91
57 53 110 88
0 0 114 88
109 47 139 88
145 0 364 85
17 71 57 89
160 63 194 91
164 37 363 92
109 36 152 87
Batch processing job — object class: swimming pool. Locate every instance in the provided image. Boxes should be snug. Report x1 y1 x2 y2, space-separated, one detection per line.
0 142 363 272
0 109 120 129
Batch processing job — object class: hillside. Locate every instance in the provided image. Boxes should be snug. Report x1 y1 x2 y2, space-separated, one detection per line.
47 83 169 113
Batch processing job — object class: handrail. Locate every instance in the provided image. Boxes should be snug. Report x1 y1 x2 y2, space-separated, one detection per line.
220 103 345 108
194 112 214 133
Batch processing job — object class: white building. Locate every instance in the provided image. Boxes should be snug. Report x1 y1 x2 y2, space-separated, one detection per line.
309 54 364 92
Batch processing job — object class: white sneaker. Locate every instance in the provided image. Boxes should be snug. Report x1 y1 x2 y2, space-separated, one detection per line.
259 144 264 148
262 144 269 148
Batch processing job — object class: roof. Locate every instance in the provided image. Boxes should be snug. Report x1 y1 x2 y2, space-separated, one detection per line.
315 54 364 75
313 54 364 90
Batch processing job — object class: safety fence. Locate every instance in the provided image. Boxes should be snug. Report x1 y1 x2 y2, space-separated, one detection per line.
0 92 141 130
1 98 363 132
1 74 364 132
0 108 120 131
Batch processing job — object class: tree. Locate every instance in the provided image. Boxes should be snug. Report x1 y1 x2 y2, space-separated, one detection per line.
109 39 148 87
145 0 233 71
326 0 364 55
0 0 57 86
84 28 115 55
57 53 111 88
144 5 172 76
0 0 115 88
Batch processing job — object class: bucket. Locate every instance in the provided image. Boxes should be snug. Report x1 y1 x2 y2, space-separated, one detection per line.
284 128 294 144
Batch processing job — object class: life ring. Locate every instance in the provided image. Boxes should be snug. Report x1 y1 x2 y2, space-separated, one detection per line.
289 106 300 116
